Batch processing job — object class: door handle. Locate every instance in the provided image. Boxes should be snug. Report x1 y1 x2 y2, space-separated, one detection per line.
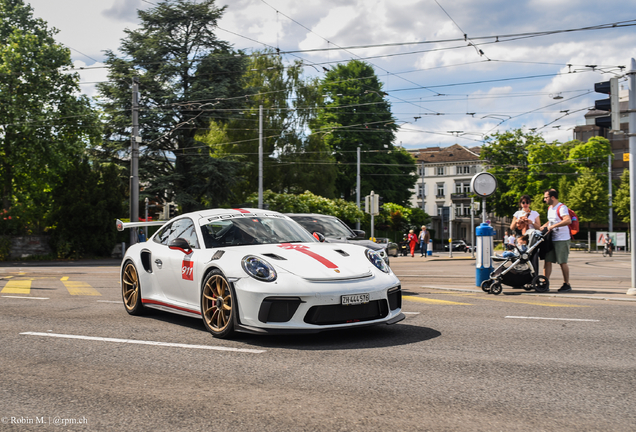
154 259 162 269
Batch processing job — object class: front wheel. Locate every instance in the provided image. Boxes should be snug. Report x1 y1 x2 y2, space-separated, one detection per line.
481 279 492 293
602 249 607 257
532 275 550 293
490 282 503 295
122 261 145 315
201 270 235 339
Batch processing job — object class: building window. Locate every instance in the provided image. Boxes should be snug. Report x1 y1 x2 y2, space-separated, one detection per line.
419 165 426 176
418 184 424 198
457 165 470 174
455 182 470 194
436 183 445 197
437 166 444 176
455 183 462 194
462 182 470 193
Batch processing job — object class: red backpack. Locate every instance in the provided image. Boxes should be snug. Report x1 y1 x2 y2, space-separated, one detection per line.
555 204 579 236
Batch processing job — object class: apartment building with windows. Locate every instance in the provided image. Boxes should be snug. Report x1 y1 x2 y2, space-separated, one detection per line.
408 144 508 244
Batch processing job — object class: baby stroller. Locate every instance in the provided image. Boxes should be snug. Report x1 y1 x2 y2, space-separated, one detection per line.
481 229 549 295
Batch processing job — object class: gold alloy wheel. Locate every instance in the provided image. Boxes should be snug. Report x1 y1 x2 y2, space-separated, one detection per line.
122 262 140 312
202 274 232 332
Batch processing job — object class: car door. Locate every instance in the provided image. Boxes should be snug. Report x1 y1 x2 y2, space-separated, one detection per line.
167 218 201 307
152 218 200 304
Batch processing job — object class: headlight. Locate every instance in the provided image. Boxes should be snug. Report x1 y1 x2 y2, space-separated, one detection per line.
365 249 390 273
241 255 277 282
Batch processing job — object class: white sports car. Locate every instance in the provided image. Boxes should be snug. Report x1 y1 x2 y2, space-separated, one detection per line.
118 208 404 338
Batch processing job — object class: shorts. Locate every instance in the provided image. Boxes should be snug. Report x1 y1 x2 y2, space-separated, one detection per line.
545 240 570 264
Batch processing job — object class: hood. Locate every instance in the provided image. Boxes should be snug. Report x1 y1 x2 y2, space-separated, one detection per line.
324 237 384 251
245 242 375 281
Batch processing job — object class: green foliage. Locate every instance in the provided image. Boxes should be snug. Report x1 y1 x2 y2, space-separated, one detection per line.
0 0 101 233
97 0 245 212
49 160 126 258
615 170 630 223
0 236 11 260
375 203 431 233
311 60 417 205
215 50 337 202
566 169 608 225
246 190 364 225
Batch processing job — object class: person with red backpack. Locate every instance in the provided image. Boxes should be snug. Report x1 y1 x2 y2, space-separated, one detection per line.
540 189 572 292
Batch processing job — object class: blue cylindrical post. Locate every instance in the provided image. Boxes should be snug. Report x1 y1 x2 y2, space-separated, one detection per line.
428 239 433 256
475 223 495 286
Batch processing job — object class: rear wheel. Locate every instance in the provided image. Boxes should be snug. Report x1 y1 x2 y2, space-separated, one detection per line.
201 270 235 339
122 261 145 315
490 282 503 295
532 275 550 293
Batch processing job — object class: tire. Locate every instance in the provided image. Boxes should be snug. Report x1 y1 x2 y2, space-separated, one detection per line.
609 249 613 257
490 282 503 295
201 270 235 339
481 279 492 293
532 275 550 293
602 249 607 257
122 261 145 315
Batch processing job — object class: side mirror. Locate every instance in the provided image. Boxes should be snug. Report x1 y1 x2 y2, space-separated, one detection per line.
169 238 193 255
312 232 326 242
353 229 365 239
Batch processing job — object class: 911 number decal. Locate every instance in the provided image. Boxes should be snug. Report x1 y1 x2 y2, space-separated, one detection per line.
181 260 194 281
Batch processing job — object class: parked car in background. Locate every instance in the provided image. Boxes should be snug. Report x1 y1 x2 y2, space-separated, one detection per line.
444 240 470 252
375 238 399 257
286 213 391 265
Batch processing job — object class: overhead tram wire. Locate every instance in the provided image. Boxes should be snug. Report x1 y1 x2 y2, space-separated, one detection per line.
258 0 444 113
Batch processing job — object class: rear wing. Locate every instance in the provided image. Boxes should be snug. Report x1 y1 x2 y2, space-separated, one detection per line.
116 219 167 232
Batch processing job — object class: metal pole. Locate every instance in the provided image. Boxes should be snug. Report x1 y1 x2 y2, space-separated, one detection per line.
627 58 636 295
449 205 453 258
144 198 149 240
421 162 425 213
258 105 263 209
130 77 140 247
471 196 475 258
370 191 375 240
608 153 613 232
482 197 487 224
356 146 361 230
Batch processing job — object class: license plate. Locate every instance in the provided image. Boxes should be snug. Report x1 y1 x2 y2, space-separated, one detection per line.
341 293 370 306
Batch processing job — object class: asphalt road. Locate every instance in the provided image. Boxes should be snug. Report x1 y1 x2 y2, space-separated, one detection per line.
1 255 635 431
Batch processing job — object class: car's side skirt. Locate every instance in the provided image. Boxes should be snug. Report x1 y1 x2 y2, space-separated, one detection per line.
142 298 201 319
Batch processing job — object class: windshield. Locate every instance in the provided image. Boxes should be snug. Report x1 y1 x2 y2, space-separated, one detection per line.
289 215 354 239
200 216 317 248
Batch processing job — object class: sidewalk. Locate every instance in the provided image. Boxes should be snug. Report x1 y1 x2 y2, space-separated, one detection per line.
391 251 636 302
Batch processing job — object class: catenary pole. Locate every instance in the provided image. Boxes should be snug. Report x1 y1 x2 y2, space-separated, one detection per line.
608 153 613 232
627 59 636 295
258 105 263 209
356 146 360 230
130 77 140 248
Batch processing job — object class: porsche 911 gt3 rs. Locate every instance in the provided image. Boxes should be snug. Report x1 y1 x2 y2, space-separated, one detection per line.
118 208 404 338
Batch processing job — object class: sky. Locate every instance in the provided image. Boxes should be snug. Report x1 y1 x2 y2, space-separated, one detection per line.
26 0 636 150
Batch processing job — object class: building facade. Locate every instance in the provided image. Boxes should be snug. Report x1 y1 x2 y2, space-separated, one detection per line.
408 144 508 245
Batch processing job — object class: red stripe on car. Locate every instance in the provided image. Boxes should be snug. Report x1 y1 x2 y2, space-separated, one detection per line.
232 208 251 213
277 243 338 269
142 299 201 315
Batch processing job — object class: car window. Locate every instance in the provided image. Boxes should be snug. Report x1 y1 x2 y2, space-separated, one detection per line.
200 216 316 248
289 215 354 239
153 218 200 248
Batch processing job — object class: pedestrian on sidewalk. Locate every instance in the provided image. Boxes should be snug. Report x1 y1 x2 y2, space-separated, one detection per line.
407 229 417 257
418 226 430 257
540 189 572 292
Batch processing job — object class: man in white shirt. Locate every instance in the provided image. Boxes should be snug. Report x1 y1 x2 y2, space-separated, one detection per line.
540 189 572 292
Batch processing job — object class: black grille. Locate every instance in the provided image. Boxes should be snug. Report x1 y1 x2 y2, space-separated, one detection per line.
388 286 401 310
258 297 302 323
304 300 388 325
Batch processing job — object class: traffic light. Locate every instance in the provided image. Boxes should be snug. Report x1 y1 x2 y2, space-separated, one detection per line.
594 77 620 131
168 203 176 219
378 195 384 210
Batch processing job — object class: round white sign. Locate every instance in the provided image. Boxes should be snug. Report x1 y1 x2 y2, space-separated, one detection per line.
470 172 497 197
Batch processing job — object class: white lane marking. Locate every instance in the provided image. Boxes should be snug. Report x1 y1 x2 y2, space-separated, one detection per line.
505 316 599 322
403 312 420 315
96 300 121 303
1 296 49 300
20 332 266 354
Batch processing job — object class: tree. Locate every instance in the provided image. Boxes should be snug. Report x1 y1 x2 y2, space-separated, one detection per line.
615 169 630 223
49 160 126 258
97 0 246 213
212 50 337 202
480 129 544 217
0 0 100 232
311 60 417 205
567 169 608 231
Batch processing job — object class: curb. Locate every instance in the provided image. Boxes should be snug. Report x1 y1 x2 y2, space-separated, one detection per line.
420 285 636 302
